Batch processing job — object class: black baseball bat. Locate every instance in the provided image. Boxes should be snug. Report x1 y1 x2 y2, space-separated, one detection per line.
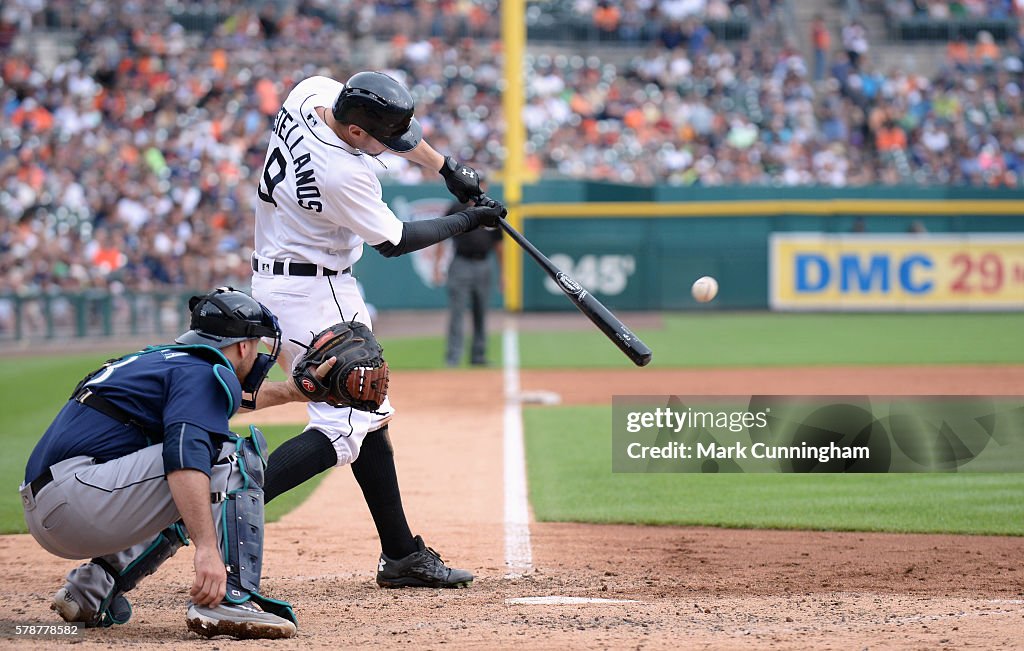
491 210 653 367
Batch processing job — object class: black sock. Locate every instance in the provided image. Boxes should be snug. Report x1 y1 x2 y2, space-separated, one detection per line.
350 427 417 559
263 429 337 504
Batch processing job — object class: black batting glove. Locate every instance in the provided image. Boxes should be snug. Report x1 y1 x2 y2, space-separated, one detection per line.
461 205 504 229
474 195 507 221
440 155 482 203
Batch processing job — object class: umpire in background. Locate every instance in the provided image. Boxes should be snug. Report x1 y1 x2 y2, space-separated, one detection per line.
442 184 503 367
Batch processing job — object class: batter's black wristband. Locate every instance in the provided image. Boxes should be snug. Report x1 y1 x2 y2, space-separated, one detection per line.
439 155 459 177
373 212 475 258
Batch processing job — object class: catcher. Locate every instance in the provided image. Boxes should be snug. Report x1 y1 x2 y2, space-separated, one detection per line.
20 288 341 639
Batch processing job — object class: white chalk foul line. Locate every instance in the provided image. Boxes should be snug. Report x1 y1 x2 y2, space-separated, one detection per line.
507 596 639 605
503 320 532 577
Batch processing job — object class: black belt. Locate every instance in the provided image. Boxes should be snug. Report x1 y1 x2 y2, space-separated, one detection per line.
28 467 53 498
251 257 350 277
456 253 489 261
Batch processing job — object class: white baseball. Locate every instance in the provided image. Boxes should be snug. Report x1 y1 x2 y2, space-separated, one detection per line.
691 276 718 303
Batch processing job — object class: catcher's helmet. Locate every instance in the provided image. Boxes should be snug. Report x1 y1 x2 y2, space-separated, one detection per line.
176 287 279 348
332 71 423 153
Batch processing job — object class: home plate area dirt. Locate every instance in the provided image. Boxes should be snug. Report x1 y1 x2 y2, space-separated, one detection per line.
1 365 1022 649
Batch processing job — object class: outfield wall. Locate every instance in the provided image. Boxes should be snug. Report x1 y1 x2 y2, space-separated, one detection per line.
2 185 1023 341
375 182 1024 312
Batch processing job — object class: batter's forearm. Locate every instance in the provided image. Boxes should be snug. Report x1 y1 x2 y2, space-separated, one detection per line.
373 212 477 258
397 139 445 171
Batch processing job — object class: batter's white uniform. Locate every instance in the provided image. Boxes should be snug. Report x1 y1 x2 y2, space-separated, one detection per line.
252 76 404 466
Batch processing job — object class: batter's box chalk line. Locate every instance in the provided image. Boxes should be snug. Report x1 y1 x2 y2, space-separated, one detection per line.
506 596 640 605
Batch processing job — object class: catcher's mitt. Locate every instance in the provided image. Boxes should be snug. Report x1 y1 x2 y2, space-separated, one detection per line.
291 321 389 411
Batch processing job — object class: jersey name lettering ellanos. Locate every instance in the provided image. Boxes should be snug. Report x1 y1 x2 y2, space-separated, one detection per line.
259 107 323 213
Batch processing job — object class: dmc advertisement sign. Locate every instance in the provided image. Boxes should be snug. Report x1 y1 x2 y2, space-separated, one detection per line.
770 233 1024 311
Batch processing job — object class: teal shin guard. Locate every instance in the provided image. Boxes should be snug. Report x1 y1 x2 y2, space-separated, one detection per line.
90 523 189 627
219 432 298 627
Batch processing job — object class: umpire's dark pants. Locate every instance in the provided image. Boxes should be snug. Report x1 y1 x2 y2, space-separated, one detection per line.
445 255 492 366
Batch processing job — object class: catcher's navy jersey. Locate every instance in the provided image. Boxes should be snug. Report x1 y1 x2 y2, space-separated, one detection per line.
26 347 241 483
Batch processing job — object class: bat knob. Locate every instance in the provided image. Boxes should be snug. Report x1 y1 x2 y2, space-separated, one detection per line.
475 195 508 219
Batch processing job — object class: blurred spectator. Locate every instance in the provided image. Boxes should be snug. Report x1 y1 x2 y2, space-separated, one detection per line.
618 0 648 42
842 20 869 70
876 120 909 152
974 30 1001 69
594 1 622 40
88 229 127 276
929 1 952 18
811 14 831 82
0 8 19 52
947 33 972 69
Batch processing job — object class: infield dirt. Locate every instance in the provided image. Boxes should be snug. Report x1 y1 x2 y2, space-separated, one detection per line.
1 365 1022 649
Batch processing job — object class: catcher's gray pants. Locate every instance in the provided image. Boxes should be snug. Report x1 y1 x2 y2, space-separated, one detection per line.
20 444 240 619
445 256 492 366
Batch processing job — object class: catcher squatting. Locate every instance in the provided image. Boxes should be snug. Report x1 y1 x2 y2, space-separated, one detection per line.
20 70 506 640
22 288 302 639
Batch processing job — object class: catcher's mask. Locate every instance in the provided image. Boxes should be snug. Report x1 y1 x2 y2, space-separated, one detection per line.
176 287 282 410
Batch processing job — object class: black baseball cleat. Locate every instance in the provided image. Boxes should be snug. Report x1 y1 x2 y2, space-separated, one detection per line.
376 536 474 589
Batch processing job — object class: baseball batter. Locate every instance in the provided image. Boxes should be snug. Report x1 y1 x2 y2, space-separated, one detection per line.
252 71 504 588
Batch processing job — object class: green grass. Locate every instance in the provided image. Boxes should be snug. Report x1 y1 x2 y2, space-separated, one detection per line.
287 312 1024 370
380 333 512 368
0 353 117 534
3 310 1021 534
377 335 501 369
524 406 1024 535
0 351 322 534
518 312 1024 368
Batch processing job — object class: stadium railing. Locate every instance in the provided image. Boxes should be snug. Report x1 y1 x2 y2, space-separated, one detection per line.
888 17 1019 41
525 18 751 44
0 291 196 343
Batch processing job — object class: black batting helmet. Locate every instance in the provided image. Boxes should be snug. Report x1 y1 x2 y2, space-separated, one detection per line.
332 71 423 153
176 287 279 349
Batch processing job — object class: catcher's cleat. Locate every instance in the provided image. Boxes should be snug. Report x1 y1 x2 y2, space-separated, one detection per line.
51 587 83 623
186 601 296 640
51 587 132 627
375 536 474 589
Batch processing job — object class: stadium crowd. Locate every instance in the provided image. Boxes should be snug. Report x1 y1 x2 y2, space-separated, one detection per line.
0 0 1022 307
885 0 1024 20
